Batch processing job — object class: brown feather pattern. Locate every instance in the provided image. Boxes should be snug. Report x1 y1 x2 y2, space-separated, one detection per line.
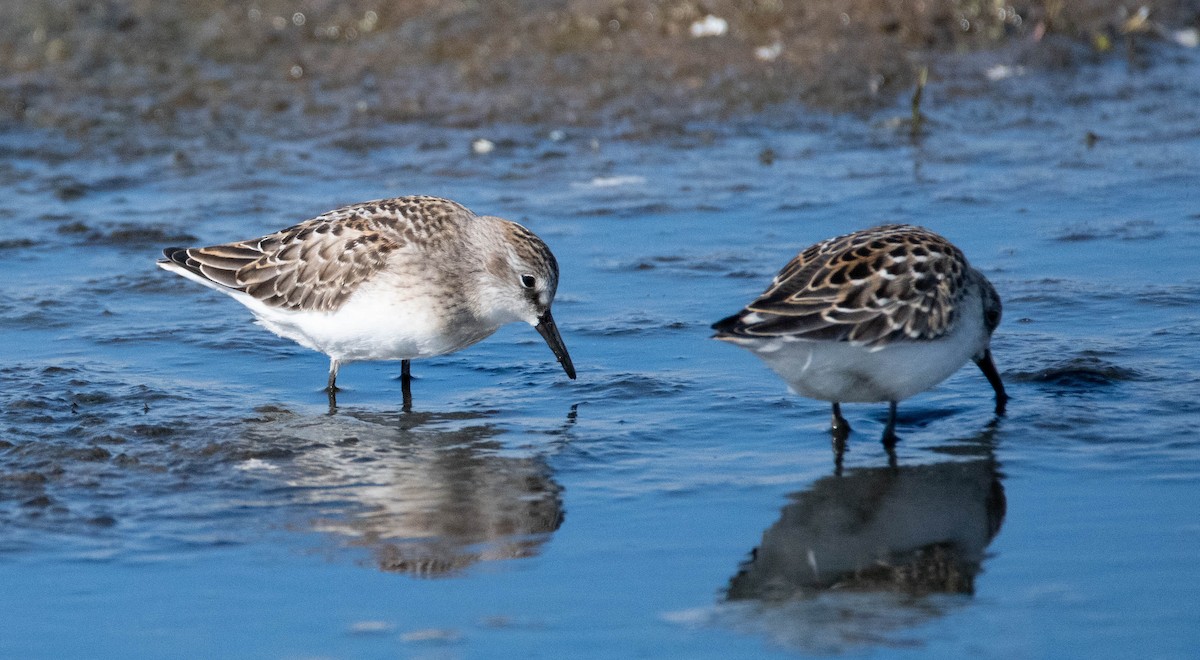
162 196 474 313
714 225 970 345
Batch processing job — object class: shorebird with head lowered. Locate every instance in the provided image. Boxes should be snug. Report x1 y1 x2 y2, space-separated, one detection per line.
712 225 1006 448
158 195 575 401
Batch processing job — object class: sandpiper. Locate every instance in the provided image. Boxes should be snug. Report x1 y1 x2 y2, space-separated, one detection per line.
158 196 576 397
712 225 1006 446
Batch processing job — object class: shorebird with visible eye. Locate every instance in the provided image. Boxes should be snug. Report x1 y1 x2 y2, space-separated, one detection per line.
713 225 1006 448
158 196 576 402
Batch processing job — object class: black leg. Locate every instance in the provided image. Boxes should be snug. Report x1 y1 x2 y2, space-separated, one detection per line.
881 400 899 448
884 437 898 470
832 433 847 477
830 402 850 474
326 358 340 393
974 349 1008 415
400 359 412 412
831 402 851 439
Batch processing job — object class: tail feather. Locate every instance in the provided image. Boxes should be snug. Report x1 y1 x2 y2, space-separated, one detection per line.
160 246 190 267
158 246 239 295
711 311 747 337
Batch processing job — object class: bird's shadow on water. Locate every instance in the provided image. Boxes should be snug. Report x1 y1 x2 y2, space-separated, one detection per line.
695 423 1006 653
238 401 578 577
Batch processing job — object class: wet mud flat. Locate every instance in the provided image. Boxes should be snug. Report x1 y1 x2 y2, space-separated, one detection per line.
2 2 1200 659
3 0 1199 143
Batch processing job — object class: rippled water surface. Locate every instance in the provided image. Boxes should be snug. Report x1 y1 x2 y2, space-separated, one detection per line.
2 50 1200 658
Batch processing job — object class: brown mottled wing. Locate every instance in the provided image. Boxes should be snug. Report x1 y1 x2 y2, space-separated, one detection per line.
713 225 967 346
160 198 463 312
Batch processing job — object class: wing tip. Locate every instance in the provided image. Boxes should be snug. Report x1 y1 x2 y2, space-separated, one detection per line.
157 247 207 282
711 311 747 337
160 246 190 264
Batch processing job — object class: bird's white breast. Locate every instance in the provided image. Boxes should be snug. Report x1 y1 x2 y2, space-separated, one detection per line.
243 268 499 363
743 289 988 403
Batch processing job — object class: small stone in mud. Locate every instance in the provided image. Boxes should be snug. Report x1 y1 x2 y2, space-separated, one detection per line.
21 495 53 508
73 446 113 462
472 138 496 155
130 423 176 438
168 149 192 168
53 179 88 201
1016 356 1141 387
56 221 91 234
2 471 47 485
401 628 462 643
73 391 114 405
689 15 728 38
347 620 394 635
92 224 198 247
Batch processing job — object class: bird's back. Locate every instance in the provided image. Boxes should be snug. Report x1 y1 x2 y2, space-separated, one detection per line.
158 196 476 313
713 225 971 348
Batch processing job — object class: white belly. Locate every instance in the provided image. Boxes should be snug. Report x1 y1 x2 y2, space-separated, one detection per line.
244 273 499 363
746 296 987 403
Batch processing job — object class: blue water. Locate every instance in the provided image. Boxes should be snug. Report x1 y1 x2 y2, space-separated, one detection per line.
2 48 1199 658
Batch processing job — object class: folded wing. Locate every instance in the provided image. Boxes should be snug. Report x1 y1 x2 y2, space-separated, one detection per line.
713 225 966 347
159 204 407 313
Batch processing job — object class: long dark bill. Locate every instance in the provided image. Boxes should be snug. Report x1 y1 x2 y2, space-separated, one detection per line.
536 310 576 380
974 349 1008 415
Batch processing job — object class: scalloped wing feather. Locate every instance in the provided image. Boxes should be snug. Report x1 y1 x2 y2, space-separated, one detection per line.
717 225 968 346
161 197 471 313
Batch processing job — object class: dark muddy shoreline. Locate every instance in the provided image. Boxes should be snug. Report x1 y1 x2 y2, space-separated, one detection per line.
2 0 1198 147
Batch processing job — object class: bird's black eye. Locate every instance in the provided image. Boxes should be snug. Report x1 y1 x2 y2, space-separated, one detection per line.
520 274 536 289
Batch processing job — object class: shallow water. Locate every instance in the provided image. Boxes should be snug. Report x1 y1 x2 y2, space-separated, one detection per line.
2 48 1200 658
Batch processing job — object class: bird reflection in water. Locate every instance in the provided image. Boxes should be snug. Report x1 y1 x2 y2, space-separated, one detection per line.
239 404 574 577
722 432 1004 652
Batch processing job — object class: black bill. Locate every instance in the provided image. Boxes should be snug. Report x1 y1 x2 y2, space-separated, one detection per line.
535 310 576 380
974 348 1008 415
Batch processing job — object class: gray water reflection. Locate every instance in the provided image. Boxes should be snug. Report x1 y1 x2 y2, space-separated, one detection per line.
240 407 565 577
724 432 1004 652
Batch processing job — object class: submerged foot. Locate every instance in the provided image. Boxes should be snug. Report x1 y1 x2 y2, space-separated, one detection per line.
830 402 852 439
400 359 413 412
881 400 899 448
831 433 847 476
881 428 900 448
